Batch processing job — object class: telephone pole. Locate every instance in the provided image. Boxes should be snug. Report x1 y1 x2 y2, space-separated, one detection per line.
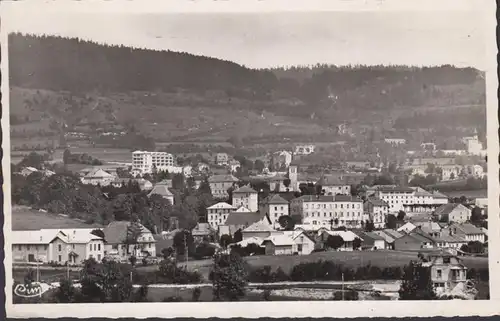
184 232 189 266
341 272 345 301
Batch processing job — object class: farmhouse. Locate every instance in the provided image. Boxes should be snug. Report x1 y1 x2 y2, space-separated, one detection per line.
261 231 315 255
319 230 363 251
443 222 486 243
393 231 435 251
422 251 468 293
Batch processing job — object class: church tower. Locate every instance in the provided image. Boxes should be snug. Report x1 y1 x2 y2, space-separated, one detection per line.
288 164 298 191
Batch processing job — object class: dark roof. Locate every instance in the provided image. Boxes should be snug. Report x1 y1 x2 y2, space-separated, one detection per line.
366 197 389 207
317 175 345 186
450 222 484 235
334 195 362 202
224 210 270 227
103 221 150 244
148 184 173 197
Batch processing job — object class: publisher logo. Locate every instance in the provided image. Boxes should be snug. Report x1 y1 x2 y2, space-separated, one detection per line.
14 283 50 298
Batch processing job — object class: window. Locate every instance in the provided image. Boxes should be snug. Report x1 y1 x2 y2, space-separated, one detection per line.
72 244 75 249
98 244 101 251
437 269 442 279
443 257 451 264
58 255 62 262
58 244 62 252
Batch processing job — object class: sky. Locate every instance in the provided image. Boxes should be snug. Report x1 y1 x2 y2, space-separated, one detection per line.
3 8 489 70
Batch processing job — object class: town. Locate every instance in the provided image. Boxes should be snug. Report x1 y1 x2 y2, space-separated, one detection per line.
11 133 489 302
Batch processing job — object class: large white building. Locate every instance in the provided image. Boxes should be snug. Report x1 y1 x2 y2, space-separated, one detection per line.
207 202 236 229
375 186 415 213
294 144 316 155
131 151 175 175
290 194 365 229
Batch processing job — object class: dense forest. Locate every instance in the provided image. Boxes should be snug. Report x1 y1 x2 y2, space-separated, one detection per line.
9 33 485 110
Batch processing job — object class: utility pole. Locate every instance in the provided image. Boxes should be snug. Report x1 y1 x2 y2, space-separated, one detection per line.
184 231 189 266
341 272 345 301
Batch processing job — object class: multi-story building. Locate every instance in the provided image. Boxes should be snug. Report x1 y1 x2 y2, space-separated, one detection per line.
208 174 239 199
232 185 259 212
132 151 174 175
259 194 290 228
207 202 236 228
375 186 415 213
215 153 229 166
12 228 105 265
364 198 389 229
317 175 351 196
422 252 468 293
290 194 365 229
433 203 471 224
81 168 116 186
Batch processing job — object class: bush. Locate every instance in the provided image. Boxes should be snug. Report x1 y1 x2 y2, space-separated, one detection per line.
192 287 202 302
332 290 359 301
155 260 203 284
212 252 248 301
263 289 272 301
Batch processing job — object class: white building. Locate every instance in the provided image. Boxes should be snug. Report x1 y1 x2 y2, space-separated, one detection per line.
294 144 316 155
103 221 156 261
290 194 365 229
317 175 351 196
272 150 293 168
433 203 472 224
261 230 315 255
215 153 229 166
131 151 174 175
384 138 406 146
364 198 389 229
207 202 236 229
12 228 105 265
232 185 259 212
81 168 116 186
259 194 290 228
375 186 415 213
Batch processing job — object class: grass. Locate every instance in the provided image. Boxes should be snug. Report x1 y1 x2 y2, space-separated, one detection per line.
11 206 104 231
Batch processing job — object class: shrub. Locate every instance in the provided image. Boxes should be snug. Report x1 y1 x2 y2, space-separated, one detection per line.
156 260 203 284
333 290 359 301
212 252 248 301
163 296 183 302
192 287 202 302
263 289 272 301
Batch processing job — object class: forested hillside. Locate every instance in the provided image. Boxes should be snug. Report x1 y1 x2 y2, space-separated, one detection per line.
9 33 486 148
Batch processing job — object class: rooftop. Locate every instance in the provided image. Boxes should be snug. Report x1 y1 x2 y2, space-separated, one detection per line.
233 185 258 194
208 174 239 183
207 202 235 210
148 184 173 197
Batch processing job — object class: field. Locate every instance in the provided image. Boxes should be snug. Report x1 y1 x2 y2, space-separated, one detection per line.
11 206 103 231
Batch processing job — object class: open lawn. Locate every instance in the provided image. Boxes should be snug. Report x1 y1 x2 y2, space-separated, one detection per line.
11 206 103 231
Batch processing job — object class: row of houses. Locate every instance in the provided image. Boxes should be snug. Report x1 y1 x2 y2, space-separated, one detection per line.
12 221 157 265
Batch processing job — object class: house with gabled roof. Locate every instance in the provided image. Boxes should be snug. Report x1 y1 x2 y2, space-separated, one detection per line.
221 208 272 237
242 221 276 240
148 183 174 205
316 174 351 196
232 185 258 212
208 174 239 199
364 197 389 228
433 203 471 224
81 168 116 186
393 229 435 251
261 230 315 255
259 194 290 228
103 221 156 261
443 222 486 243
207 202 236 229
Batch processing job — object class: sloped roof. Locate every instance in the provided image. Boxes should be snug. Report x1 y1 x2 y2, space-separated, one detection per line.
233 237 264 247
434 233 467 243
373 231 396 244
382 229 404 239
317 175 345 186
432 191 449 199
366 197 389 207
412 187 433 197
208 174 239 183
378 186 414 193
335 195 363 202
233 185 257 194
224 211 269 227
85 168 114 178
434 203 464 216
234 206 251 212
324 230 362 242
207 202 235 210
12 230 64 245
50 228 103 244
103 221 151 244
415 221 442 233
243 221 275 233
451 222 484 235
397 222 417 233
148 184 173 197
191 223 214 236
265 194 289 205
262 235 294 246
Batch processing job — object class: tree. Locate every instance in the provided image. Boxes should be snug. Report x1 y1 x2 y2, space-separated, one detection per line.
397 210 406 221
283 178 291 191
278 215 295 231
470 207 482 223
399 261 436 300
364 221 375 232
212 252 248 301
233 229 243 243
219 234 233 248
326 235 344 250
449 172 455 180
254 159 265 172
125 222 143 257
352 237 362 250
173 230 194 256
63 149 71 164
386 214 397 229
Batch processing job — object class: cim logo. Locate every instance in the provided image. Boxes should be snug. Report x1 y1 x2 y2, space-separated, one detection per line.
14 283 51 298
